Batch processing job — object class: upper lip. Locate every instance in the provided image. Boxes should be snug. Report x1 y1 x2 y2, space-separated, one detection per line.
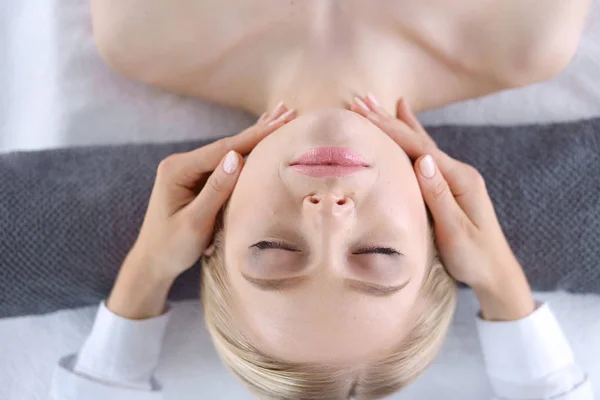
290 147 369 167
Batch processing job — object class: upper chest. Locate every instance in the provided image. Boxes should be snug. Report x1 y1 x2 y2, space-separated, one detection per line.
188 0 464 66
127 0 497 112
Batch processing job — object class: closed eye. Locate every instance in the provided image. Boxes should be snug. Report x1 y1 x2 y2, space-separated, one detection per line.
352 246 403 256
251 241 300 252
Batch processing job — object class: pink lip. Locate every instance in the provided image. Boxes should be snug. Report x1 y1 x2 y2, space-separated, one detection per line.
290 147 369 177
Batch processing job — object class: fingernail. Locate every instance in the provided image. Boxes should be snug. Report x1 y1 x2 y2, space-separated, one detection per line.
367 92 380 106
420 155 436 178
223 151 239 174
354 96 370 113
270 101 285 117
268 108 295 126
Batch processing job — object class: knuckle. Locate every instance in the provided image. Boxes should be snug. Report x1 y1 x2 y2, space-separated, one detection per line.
420 137 438 154
418 141 437 158
157 154 181 177
388 117 405 130
465 165 486 189
451 164 485 197
431 179 450 200
216 137 234 153
206 174 227 194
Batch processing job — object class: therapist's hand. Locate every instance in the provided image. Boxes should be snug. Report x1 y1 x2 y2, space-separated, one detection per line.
352 94 535 321
107 103 296 319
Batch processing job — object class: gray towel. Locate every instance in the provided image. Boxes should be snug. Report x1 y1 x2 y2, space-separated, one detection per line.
1 119 599 318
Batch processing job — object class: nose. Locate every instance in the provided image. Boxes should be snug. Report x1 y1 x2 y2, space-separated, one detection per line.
303 193 355 218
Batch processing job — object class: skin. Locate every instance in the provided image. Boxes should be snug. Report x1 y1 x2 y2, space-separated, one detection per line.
353 95 536 321
224 109 430 364
99 0 590 376
108 98 534 370
107 106 296 319
91 0 590 115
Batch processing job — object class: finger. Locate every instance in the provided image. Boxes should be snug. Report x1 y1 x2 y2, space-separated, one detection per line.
186 150 243 226
267 108 296 128
428 150 494 226
351 95 372 117
257 111 269 124
351 95 391 125
415 154 472 236
351 94 433 160
396 97 437 151
362 94 421 141
350 100 371 119
396 98 427 135
351 95 402 130
172 105 296 184
262 101 288 125
364 92 389 115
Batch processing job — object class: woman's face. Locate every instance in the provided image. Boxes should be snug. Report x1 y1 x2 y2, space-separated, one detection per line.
224 109 430 366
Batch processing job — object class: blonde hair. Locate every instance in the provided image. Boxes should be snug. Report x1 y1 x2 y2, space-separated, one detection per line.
201 226 456 400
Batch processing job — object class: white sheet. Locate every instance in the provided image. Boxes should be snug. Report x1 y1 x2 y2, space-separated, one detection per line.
0 0 600 152
1 291 598 400
1 1 599 399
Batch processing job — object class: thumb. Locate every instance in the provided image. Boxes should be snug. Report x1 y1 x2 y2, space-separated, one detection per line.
187 150 243 224
415 155 470 236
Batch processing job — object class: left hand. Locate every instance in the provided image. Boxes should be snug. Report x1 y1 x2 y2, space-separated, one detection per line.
350 94 438 160
107 103 296 319
351 94 535 321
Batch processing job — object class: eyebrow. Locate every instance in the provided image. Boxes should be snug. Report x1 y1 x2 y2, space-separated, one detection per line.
241 274 410 297
345 279 411 297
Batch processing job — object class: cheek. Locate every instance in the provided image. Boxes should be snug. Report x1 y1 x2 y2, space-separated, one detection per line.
229 163 284 219
371 171 431 265
376 181 427 232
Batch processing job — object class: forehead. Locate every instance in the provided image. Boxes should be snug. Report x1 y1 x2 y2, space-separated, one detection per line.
227 271 422 365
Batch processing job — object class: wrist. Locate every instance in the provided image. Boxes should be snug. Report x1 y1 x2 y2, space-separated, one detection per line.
106 250 175 320
472 264 535 321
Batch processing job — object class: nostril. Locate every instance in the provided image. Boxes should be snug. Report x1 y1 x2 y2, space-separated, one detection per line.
336 199 347 206
309 197 320 204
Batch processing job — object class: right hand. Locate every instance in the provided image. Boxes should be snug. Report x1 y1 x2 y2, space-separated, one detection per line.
108 102 296 319
351 94 536 321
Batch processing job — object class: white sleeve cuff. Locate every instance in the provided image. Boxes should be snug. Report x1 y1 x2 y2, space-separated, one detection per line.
477 302 589 399
51 354 163 400
73 301 171 391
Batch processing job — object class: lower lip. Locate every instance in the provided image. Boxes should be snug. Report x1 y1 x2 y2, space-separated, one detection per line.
290 147 369 177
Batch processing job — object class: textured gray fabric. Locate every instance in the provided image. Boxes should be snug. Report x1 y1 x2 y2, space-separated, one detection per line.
1 119 599 318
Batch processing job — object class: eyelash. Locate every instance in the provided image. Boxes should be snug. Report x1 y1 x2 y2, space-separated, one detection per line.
251 241 401 256
353 246 402 256
251 241 300 252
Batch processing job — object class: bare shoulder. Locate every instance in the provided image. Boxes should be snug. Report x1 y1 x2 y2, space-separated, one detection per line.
88 0 592 110
89 0 290 102
90 0 221 88
91 0 177 83
427 0 592 87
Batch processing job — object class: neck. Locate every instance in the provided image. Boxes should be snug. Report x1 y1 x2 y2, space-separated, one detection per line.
265 82 401 117
260 57 403 116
